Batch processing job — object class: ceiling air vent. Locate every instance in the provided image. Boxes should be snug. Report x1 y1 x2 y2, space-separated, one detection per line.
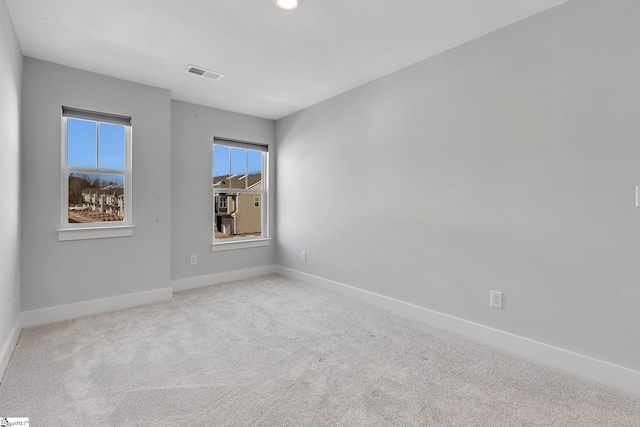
185 65 224 81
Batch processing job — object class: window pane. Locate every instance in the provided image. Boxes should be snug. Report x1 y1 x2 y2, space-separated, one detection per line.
247 150 262 174
230 147 247 189
67 118 97 168
214 192 262 239
247 150 263 190
68 173 125 223
98 123 125 170
212 143 266 242
213 144 230 189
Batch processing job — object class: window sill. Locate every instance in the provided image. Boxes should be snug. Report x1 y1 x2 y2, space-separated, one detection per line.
211 237 271 252
58 225 135 242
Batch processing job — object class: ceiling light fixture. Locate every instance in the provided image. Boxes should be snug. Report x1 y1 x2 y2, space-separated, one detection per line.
274 0 300 11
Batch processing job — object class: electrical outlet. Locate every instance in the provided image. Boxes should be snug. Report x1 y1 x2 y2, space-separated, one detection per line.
190 255 197 266
490 290 503 309
301 251 306 262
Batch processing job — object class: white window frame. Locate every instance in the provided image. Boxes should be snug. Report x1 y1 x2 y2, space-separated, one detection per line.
219 195 227 210
212 137 270 252
58 107 134 241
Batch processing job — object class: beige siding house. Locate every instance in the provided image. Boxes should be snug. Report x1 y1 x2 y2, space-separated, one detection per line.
213 173 262 237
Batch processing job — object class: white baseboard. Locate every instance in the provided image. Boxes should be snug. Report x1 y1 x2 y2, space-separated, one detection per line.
277 266 640 397
171 264 278 293
21 287 173 328
0 316 22 383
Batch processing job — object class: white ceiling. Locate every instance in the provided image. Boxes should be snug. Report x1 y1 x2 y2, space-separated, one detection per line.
6 0 569 120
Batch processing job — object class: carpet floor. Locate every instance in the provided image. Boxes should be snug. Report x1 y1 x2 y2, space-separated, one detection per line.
1 274 639 425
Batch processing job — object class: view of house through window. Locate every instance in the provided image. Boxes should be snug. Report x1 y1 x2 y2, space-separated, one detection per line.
63 107 131 225
68 173 125 223
213 139 267 240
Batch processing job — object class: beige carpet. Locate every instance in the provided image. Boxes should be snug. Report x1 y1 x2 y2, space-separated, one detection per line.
1 274 639 425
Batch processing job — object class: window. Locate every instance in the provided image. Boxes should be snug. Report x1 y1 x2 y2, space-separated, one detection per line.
212 138 269 250
59 107 133 241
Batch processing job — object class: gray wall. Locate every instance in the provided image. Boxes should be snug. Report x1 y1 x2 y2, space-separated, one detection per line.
276 0 640 371
0 0 22 347
21 58 171 311
170 100 276 281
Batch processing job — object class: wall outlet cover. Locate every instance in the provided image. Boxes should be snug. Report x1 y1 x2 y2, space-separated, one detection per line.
490 290 503 309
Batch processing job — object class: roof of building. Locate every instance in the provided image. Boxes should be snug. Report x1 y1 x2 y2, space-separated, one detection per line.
213 173 261 190
82 185 125 196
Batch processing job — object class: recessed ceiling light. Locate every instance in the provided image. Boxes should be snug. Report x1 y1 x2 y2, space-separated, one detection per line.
274 0 300 11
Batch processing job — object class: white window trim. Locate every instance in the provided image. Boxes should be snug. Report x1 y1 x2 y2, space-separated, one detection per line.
212 138 269 251
58 108 133 242
58 225 135 241
211 237 271 252
219 195 227 209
